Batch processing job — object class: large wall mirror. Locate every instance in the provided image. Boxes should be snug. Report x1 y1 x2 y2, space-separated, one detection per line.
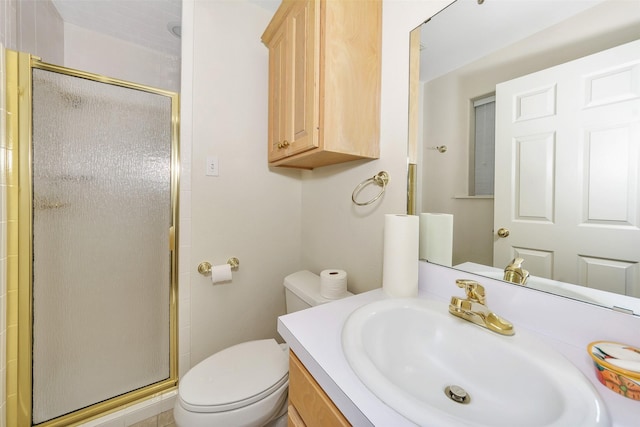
410 0 640 315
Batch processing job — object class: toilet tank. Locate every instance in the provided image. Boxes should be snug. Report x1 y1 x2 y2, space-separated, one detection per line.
283 270 353 314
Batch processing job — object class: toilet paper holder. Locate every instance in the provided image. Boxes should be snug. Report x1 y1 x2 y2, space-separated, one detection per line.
197 257 240 275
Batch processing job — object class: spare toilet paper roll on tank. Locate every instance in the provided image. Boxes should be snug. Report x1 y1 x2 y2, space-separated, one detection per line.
320 269 348 299
382 214 419 297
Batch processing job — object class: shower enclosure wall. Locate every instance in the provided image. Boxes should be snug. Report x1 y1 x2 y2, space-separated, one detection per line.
5 50 179 427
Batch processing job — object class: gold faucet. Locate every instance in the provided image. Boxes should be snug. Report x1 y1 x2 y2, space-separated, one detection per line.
503 257 529 285
449 279 515 336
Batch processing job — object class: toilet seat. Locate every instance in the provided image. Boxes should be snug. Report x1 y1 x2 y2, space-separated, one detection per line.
178 339 288 413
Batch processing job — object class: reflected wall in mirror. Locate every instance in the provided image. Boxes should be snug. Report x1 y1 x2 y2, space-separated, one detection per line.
410 0 640 314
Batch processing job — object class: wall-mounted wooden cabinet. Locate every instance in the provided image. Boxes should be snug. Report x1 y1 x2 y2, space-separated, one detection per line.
288 351 350 426
262 0 382 169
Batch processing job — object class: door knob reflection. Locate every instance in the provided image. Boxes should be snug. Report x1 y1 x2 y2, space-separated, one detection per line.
497 228 510 238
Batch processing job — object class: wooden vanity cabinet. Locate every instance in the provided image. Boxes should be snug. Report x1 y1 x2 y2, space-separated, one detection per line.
261 0 381 169
288 351 351 427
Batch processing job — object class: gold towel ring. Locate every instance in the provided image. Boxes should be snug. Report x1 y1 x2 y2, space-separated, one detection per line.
351 171 389 206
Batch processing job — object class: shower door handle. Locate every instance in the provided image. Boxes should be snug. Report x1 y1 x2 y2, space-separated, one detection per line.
169 226 175 251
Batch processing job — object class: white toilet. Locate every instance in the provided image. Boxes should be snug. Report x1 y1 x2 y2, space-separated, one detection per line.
173 270 352 427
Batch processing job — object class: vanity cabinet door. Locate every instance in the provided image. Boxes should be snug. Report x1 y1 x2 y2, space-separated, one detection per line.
287 404 306 427
288 351 350 427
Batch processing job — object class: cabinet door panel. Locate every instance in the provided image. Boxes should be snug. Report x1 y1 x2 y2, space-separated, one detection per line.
267 23 289 162
289 0 318 155
287 404 306 427
289 351 350 427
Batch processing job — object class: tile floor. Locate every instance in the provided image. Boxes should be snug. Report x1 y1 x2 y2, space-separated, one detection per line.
130 409 175 427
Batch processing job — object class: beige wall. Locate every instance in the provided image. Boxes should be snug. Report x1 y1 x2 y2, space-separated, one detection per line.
185 0 303 367
298 0 452 295
183 0 453 365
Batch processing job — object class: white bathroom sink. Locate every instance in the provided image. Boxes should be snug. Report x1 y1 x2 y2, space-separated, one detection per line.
342 298 610 427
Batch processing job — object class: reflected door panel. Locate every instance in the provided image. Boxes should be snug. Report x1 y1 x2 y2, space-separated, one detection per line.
494 39 640 296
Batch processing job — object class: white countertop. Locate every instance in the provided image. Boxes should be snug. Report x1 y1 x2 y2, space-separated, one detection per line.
279 288 407 426
278 269 640 427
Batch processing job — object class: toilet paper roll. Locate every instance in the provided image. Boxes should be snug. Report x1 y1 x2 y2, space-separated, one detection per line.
320 269 348 299
382 214 419 297
211 263 232 284
419 213 453 267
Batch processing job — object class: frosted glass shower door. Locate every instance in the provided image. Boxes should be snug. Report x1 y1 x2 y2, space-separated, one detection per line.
30 67 177 424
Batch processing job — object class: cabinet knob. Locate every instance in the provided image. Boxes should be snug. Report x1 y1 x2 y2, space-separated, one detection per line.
277 140 290 149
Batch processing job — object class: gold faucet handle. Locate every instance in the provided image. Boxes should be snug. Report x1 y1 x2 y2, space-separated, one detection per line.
455 279 486 304
511 257 525 267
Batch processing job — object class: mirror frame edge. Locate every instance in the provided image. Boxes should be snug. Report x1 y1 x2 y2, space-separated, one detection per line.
407 24 422 215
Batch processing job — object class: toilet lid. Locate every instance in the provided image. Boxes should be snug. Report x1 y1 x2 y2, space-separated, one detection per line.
179 339 289 413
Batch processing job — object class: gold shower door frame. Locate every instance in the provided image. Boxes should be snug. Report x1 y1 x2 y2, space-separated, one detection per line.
5 50 179 427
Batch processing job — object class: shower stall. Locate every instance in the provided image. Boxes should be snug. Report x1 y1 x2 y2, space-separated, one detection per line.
5 50 179 426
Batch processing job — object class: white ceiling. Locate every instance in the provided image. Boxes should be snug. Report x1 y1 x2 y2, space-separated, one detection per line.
419 0 607 82
52 0 183 57
51 0 281 58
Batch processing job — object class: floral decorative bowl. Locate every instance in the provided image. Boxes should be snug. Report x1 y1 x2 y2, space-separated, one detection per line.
587 341 640 401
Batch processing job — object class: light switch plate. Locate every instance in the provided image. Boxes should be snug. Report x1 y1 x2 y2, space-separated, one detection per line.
206 156 219 176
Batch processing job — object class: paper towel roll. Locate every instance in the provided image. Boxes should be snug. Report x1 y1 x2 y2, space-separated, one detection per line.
211 263 232 284
382 214 419 297
320 269 348 299
419 213 453 266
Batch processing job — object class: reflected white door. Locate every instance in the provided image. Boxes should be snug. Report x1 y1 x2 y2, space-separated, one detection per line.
494 39 640 297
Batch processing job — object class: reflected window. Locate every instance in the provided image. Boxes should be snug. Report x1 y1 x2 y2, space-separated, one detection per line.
471 94 495 196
